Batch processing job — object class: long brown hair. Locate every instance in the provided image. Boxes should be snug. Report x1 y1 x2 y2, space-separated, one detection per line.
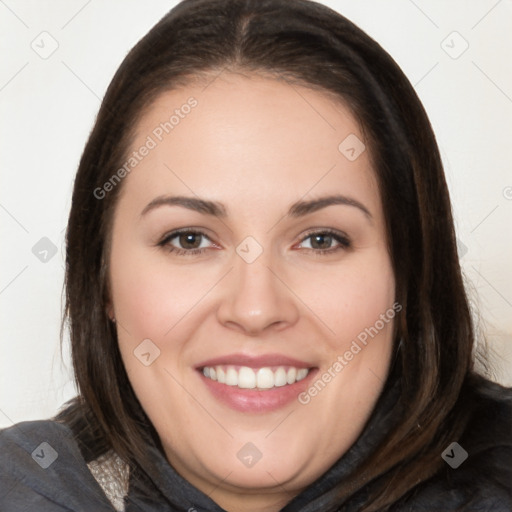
58 0 477 509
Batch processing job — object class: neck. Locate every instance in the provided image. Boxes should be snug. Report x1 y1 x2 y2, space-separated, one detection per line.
209 490 292 512
166 454 303 512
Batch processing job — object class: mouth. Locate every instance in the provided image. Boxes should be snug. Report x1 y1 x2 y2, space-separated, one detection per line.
201 365 310 390
196 353 317 412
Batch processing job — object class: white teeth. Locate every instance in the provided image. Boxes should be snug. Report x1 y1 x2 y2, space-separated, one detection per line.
238 367 256 389
296 368 309 381
225 367 238 386
201 365 310 390
256 368 274 389
286 367 297 384
274 367 287 387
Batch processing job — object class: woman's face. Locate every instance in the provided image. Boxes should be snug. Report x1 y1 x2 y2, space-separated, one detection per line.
109 73 396 510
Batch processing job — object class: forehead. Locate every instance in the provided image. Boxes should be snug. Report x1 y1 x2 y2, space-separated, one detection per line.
118 73 380 219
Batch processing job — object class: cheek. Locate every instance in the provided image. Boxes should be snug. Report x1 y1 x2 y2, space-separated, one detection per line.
109 251 215 339
290 251 395 348
108 251 211 410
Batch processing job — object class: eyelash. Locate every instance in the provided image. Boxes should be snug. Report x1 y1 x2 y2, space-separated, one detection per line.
157 228 351 256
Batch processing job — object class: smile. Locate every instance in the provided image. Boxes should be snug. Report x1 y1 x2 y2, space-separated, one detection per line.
202 365 310 390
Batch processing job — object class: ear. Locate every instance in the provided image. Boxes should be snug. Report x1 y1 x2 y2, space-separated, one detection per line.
106 302 116 322
102 257 115 322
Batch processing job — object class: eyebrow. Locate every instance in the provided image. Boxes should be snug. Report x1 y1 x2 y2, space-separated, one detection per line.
141 195 227 217
288 194 372 220
140 194 372 220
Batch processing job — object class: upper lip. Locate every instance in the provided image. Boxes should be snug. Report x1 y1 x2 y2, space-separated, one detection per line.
196 353 314 369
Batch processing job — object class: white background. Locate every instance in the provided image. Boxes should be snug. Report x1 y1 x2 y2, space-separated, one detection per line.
1 0 511 428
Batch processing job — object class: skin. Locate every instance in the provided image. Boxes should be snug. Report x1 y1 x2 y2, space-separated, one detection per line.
108 72 396 512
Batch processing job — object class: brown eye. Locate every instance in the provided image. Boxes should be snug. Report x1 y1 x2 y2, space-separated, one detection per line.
297 230 351 254
309 233 334 250
178 232 203 249
158 229 214 255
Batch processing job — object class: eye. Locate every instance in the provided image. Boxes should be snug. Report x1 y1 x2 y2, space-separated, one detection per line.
296 229 351 254
157 228 350 257
158 229 216 255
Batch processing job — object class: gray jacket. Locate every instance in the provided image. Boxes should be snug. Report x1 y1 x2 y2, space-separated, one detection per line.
1 375 510 511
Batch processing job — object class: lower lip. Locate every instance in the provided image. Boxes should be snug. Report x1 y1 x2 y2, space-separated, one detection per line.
199 369 317 413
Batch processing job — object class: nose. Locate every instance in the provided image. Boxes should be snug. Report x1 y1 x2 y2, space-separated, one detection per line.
216 252 300 336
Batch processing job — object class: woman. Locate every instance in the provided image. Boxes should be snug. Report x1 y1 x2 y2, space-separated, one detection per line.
1 0 510 510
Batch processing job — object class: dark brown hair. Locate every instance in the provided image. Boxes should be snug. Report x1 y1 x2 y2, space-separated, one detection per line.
58 0 478 509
